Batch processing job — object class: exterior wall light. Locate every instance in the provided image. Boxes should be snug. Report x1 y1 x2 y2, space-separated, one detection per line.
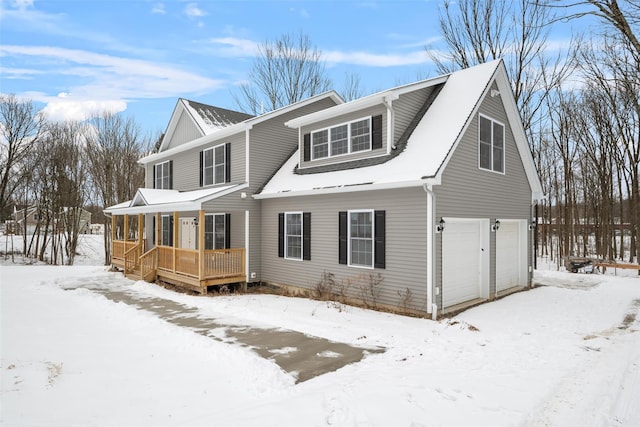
492 219 501 231
437 217 445 232
529 218 537 230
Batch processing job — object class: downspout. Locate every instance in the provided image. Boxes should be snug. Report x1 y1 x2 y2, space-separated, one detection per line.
384 94 398 153
423 182 437 320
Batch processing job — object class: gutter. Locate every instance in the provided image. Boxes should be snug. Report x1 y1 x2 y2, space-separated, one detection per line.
422 180 438 319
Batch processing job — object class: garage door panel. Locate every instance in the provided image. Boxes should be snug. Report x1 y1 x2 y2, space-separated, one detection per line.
442 221 482 307
496 221 523 292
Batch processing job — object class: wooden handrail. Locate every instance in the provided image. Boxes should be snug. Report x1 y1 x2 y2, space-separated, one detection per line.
140 247 158 281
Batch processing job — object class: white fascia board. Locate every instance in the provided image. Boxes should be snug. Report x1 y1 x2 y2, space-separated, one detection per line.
254 179 426 200
104 202 202 215
285 76 448 129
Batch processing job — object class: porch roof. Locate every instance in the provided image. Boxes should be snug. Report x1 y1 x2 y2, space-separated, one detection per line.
104 183 248 215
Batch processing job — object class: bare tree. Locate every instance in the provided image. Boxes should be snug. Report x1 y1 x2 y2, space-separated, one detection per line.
235 31 332 114
0 94 45 220
340 72 364 102
85 112 149 265
428 0 574 134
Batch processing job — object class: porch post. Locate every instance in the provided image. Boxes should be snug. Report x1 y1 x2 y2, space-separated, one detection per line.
155 213 160 246
172 211 179 273
198 210 205 280
137 213 143 251
124 214 129 243
111 215 116 243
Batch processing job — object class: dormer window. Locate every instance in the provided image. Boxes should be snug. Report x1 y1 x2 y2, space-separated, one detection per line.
310 117 371 160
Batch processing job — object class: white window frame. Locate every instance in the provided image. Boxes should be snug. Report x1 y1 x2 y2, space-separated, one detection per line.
155 160 171 189
284 211 303 261
202 143 227 186
311 117 372 160
204 213 226 250
348 209 374 269
478 114 506 174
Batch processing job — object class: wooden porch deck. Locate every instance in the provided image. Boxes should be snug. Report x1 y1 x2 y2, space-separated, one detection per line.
112 240 246 294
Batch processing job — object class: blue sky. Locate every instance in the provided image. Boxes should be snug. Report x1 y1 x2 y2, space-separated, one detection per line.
0 0 582 136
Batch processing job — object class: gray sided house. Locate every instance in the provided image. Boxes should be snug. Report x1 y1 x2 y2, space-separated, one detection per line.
105 95 342 292
105 60 542 316
255 59 543 316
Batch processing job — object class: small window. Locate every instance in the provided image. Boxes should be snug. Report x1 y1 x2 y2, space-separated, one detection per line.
202 144 227 186
204 214 227 250
155 161 172 189
479 114 505 173
285 212 302 260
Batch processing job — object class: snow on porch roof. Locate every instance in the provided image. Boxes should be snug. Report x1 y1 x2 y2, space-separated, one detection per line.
103 183 248 215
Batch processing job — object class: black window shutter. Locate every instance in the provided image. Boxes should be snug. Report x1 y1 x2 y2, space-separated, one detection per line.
169 160 173 189
199 151 203 187
225 143 231 183
338 211 347 265
278 213 285 258
224 213 231 249
169 216 174 246
303 133 311 162
152 216 156 245
374 210 386 269
303 212 311 261
372 115 383 150
153 165 156 188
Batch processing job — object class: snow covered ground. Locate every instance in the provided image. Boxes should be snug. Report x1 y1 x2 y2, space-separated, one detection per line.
1 235 639 426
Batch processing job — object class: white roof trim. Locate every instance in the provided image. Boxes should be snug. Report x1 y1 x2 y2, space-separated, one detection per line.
104 183 248 215
285 75 448 129
253 179 427 199
140 91 343 165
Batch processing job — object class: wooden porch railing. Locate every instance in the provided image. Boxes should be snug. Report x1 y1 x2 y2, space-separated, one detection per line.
155 246 245 280
112 240 139 263
124 243 142 273
140 247 158 281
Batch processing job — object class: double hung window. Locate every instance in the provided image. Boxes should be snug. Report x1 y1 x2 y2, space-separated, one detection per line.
202 144 227 186
154 161 172 189
204 214 228 250
161 215 173 246
479 114 505 173
311 117 371 160
285 213 303 260
349 210 373 268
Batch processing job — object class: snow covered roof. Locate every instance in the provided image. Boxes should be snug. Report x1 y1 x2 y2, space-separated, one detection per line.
257 60 543 201
140 91 343 165
103 184 248 215
183 100 253 136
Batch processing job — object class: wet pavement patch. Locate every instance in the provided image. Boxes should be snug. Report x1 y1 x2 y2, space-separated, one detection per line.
61 277 383 383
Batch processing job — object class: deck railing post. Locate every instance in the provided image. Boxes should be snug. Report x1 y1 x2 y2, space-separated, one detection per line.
173 211 179 273
198 210 205 280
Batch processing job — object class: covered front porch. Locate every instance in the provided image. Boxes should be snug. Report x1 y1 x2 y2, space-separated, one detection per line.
106 186 249 294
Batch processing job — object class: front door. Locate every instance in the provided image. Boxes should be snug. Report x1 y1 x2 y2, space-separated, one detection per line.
180 218 196 249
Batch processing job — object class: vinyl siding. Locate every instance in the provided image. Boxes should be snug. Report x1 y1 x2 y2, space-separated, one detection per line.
261 188 429 313
433 85 533 308
392 87 433 143
298 105 387 169
166 110 204 150
249 97 339 192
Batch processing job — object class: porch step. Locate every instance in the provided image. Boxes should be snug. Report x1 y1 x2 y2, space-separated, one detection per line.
126 270 142 281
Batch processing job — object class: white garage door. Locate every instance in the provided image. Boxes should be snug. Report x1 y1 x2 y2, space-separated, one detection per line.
442 220 483 307
496 220 524 292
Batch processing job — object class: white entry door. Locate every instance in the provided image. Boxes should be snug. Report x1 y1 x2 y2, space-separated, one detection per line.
180 218 196 250
442 220 484 308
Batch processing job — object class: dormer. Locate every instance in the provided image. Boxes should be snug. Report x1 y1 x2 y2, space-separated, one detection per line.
285 76 448 174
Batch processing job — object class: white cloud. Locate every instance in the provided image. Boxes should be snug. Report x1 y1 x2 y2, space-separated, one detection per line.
207 37 260 57
0 66 44 79
184 2 207 18
151 2 166 15
324 49 430 67
11 0 33 10
1 45 224 121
